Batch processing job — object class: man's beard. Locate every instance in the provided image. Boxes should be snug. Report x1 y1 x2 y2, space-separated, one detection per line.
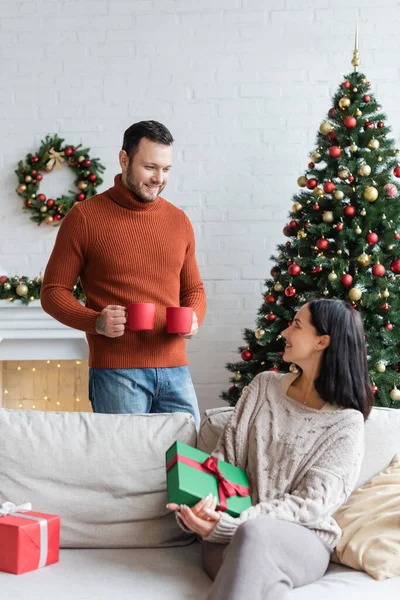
125 171 163 203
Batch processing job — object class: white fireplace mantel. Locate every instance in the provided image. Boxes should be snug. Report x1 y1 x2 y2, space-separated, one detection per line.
0 300 88 407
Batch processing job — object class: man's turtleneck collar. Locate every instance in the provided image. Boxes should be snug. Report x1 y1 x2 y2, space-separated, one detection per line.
107 174 163 212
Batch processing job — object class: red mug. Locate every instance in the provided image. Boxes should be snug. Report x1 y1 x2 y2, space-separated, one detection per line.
126 303 156 331
166 307 193 335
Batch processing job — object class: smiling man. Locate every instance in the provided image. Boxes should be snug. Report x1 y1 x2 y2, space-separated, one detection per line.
41 121 206 425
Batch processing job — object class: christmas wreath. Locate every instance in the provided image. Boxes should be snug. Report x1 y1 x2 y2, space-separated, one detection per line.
15 134 105 225
0 275 85 305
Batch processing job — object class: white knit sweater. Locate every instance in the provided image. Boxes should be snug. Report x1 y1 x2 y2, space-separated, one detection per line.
203 372 365 548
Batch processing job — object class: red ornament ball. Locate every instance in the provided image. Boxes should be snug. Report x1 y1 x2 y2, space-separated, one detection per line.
288 264 301 276
395 232 400 240
305 221 311 228
267 313 277 322
312 266 323 275
328 108 337 117
88 174 97 182
336 223 343 231
284 286 297 297
316 238 329 250
324 181 335 193
37 194 46 202
313 203 320 211
36 173 43 182
341 81 351 89
329 146 341 159
64 147 74 157
31 155 39 163
366 232 379 245
24 200 32 207
270 267 280 278
377 121 384 128
380 303 390 311
31 170 37 176
0 275 7 284
385 323 393 331
53 214 62 222
283 225 291 236
308 162 315 168
327 132 337 141
364 121 374 130
340 273 353 287
390 258 400 274
348 175 355 183
285 241 291 247
289 220 297 228
372 385 378 394
344 205 356 217
372 263 386 277
306 178 317 190
344 116 357 128
82 159 92 168
264 294 276 303
76 193 86 202
241 349 252 361
363 95 371 103
46 199 55 208
393 166 400 178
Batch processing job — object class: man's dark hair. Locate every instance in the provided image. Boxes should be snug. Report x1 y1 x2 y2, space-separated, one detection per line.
122 120 174 159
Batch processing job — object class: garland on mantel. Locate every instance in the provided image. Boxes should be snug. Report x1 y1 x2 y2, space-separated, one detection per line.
0 275 85 305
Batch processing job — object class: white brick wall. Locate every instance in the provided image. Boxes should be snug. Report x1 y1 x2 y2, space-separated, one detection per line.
1 0 400 412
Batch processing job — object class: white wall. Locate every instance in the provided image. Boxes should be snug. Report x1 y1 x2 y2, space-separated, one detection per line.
1 0 400 411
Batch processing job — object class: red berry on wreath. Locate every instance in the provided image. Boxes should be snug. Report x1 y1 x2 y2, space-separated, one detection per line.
372 263 385 277
316 238 329 250
76 193 86 202
241 349 252 361
340 273 353 287
37 194 46 202
341 81 351 89
328 108 337 117
36 173 43 181
306 178 317 190
82 159 92 168
364 120 374 130
64 147 74 157
363 95 371 103
344 205 355 217
328 146 341 159
323 181 335 193
366 232 378 245
88 174 97 182
284 286 297 298
46 199 55 208
393 166 400 178
288 264 301 276
390 258 400 274
344 116 357 128
53 214 62 222
377 121 384 128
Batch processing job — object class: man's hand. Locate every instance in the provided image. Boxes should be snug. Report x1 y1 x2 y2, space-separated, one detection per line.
167 494 221 538
95 305 127 337
179 311 199 339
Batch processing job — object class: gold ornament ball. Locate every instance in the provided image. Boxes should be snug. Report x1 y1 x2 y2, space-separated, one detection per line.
31 193 36 198
297 176 307 187
390 387 400 402
339 97 351 109
322 210 334 223
323 289 329 296
25 175 32 183
334 190 344 200
44 216 54 224
355 109 362 117
274 282 283 292
255 328 265 340
319 121 333 135
289 363 299 374
382 289 390 298
3 282 11 291
363 186 378 202
355 226 362 235
313 187 324 197
349 144 358 153
234 372 242 381
328 272 337 282
17 183 27 194
377 156 383 162
376 362 386 373
40 205 48 213
292 202 303 212
368 138 380 150
360 208 367 216
77 155 86 163
311 152 321 163
388 245 394 251
77 181 88 190
357 253 371 267
352 87 358 92
359 164 371 177
337 249 343 255
338 169 350 180
297 229 307 240
348 287 362 301
16 284 28 297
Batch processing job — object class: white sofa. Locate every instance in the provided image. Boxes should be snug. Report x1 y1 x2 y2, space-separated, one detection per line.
0 405 399 599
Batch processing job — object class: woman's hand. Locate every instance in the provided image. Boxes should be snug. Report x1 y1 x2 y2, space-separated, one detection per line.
167 493 221 537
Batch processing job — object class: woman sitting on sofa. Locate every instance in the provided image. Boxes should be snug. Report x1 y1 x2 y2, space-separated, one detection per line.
167 298 374 600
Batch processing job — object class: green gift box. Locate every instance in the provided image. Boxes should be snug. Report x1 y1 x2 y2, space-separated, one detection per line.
166 441 251 518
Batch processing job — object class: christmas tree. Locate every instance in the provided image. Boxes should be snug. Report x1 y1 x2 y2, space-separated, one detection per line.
222 29 400 409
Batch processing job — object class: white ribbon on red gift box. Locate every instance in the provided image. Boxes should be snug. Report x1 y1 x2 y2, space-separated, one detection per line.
0 502 48 568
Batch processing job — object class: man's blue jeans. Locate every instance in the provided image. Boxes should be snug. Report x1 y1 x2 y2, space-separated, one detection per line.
89 366 200 427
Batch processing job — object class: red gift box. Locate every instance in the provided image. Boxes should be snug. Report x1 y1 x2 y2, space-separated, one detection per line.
0 502 60 575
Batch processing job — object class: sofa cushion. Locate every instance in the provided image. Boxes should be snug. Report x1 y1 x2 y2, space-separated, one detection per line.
198 406 400 490
332 454 400 580
0 409 196 548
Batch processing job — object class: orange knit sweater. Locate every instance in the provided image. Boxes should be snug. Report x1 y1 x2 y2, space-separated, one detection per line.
41 175 206 368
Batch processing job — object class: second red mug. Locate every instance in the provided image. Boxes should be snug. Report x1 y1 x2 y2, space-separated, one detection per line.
166 307 193 335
